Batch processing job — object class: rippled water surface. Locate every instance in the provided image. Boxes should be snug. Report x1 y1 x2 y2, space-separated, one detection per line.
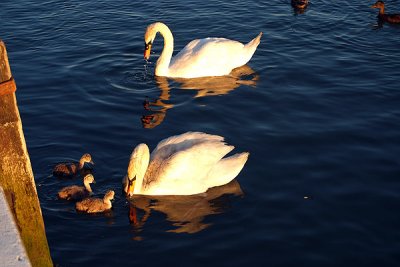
1 0 400 266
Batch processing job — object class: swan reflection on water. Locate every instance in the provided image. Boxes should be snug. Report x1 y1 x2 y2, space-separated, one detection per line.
141 65 259 128
128 179 243 236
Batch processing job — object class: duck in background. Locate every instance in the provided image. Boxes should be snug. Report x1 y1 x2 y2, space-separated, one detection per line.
291 0 309 14
75 190 115 213
53 153 94 178
371 1 400 24
57 174 95 201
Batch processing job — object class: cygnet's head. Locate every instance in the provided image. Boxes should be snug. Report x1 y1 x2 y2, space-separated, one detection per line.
79 153 94 168
83 174 96 184
104 190 115 201
371 0 385 9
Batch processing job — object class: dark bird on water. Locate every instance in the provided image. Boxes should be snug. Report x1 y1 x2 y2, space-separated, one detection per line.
53 153 94 178
291 0 309 10
57 174 95 201
75 190 115 213
371 1 400 24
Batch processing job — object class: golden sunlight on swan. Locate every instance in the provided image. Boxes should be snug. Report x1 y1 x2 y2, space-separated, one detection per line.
143 22 262 78
123 132 249 196
57 174 95 201
75 190 115 213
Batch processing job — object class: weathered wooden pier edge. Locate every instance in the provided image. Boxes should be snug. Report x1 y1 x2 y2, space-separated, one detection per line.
0 40 53 266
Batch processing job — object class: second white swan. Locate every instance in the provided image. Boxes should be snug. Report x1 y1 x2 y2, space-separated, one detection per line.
123 132 249 196
144 22 262 78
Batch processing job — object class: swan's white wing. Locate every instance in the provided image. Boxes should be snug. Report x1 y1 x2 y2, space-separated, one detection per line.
144 140 234 195
205 152 249 188
151 131 224 159
168 38 248 78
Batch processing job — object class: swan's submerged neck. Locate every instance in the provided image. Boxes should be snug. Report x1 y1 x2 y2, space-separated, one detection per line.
146 22 174 77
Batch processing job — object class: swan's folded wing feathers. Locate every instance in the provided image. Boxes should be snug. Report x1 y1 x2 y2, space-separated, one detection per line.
205 152 249 188
170 38 246 77
145 141 234 195
151 132 224 158
161 141 233 183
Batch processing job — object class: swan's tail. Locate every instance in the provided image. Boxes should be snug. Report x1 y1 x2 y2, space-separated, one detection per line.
239 32 262 66
245 32 263 49
206 152 249 188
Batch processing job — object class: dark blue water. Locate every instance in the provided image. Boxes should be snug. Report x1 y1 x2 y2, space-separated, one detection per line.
2 0 400 266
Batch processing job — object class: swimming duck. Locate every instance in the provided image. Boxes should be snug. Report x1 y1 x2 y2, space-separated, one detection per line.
75 190 115 213
291 0 309 10
371 1 400 23
144 22 262 78
57 174 95 201
123 131 249 196
53 153 94 178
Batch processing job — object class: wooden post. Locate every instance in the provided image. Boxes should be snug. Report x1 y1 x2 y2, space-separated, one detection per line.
0 40 53 267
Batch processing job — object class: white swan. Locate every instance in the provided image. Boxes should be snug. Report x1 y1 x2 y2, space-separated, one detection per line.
123 132 249 196
144 22 262 78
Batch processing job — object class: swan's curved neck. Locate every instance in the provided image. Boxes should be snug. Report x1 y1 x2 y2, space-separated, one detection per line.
133 170 145 194
127 143 150 194
152 23 174 76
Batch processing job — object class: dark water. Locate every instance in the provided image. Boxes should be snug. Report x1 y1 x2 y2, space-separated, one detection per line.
2 0 400 266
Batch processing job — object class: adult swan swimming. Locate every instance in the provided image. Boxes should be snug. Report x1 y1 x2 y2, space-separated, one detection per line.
143 22 263 78
123 132 249 196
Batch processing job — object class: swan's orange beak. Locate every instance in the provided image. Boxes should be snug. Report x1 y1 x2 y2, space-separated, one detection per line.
144 42 152 60
126 176 136 197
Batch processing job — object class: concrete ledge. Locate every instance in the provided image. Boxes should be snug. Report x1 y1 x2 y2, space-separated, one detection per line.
0 187 31 267
0 40 52 266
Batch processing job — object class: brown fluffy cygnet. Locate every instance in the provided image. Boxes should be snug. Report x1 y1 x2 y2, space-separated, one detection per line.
58 174 95 201
53 153 94 178
75 190 115 213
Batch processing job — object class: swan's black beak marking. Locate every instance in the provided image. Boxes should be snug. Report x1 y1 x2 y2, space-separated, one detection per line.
128 175 136 186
